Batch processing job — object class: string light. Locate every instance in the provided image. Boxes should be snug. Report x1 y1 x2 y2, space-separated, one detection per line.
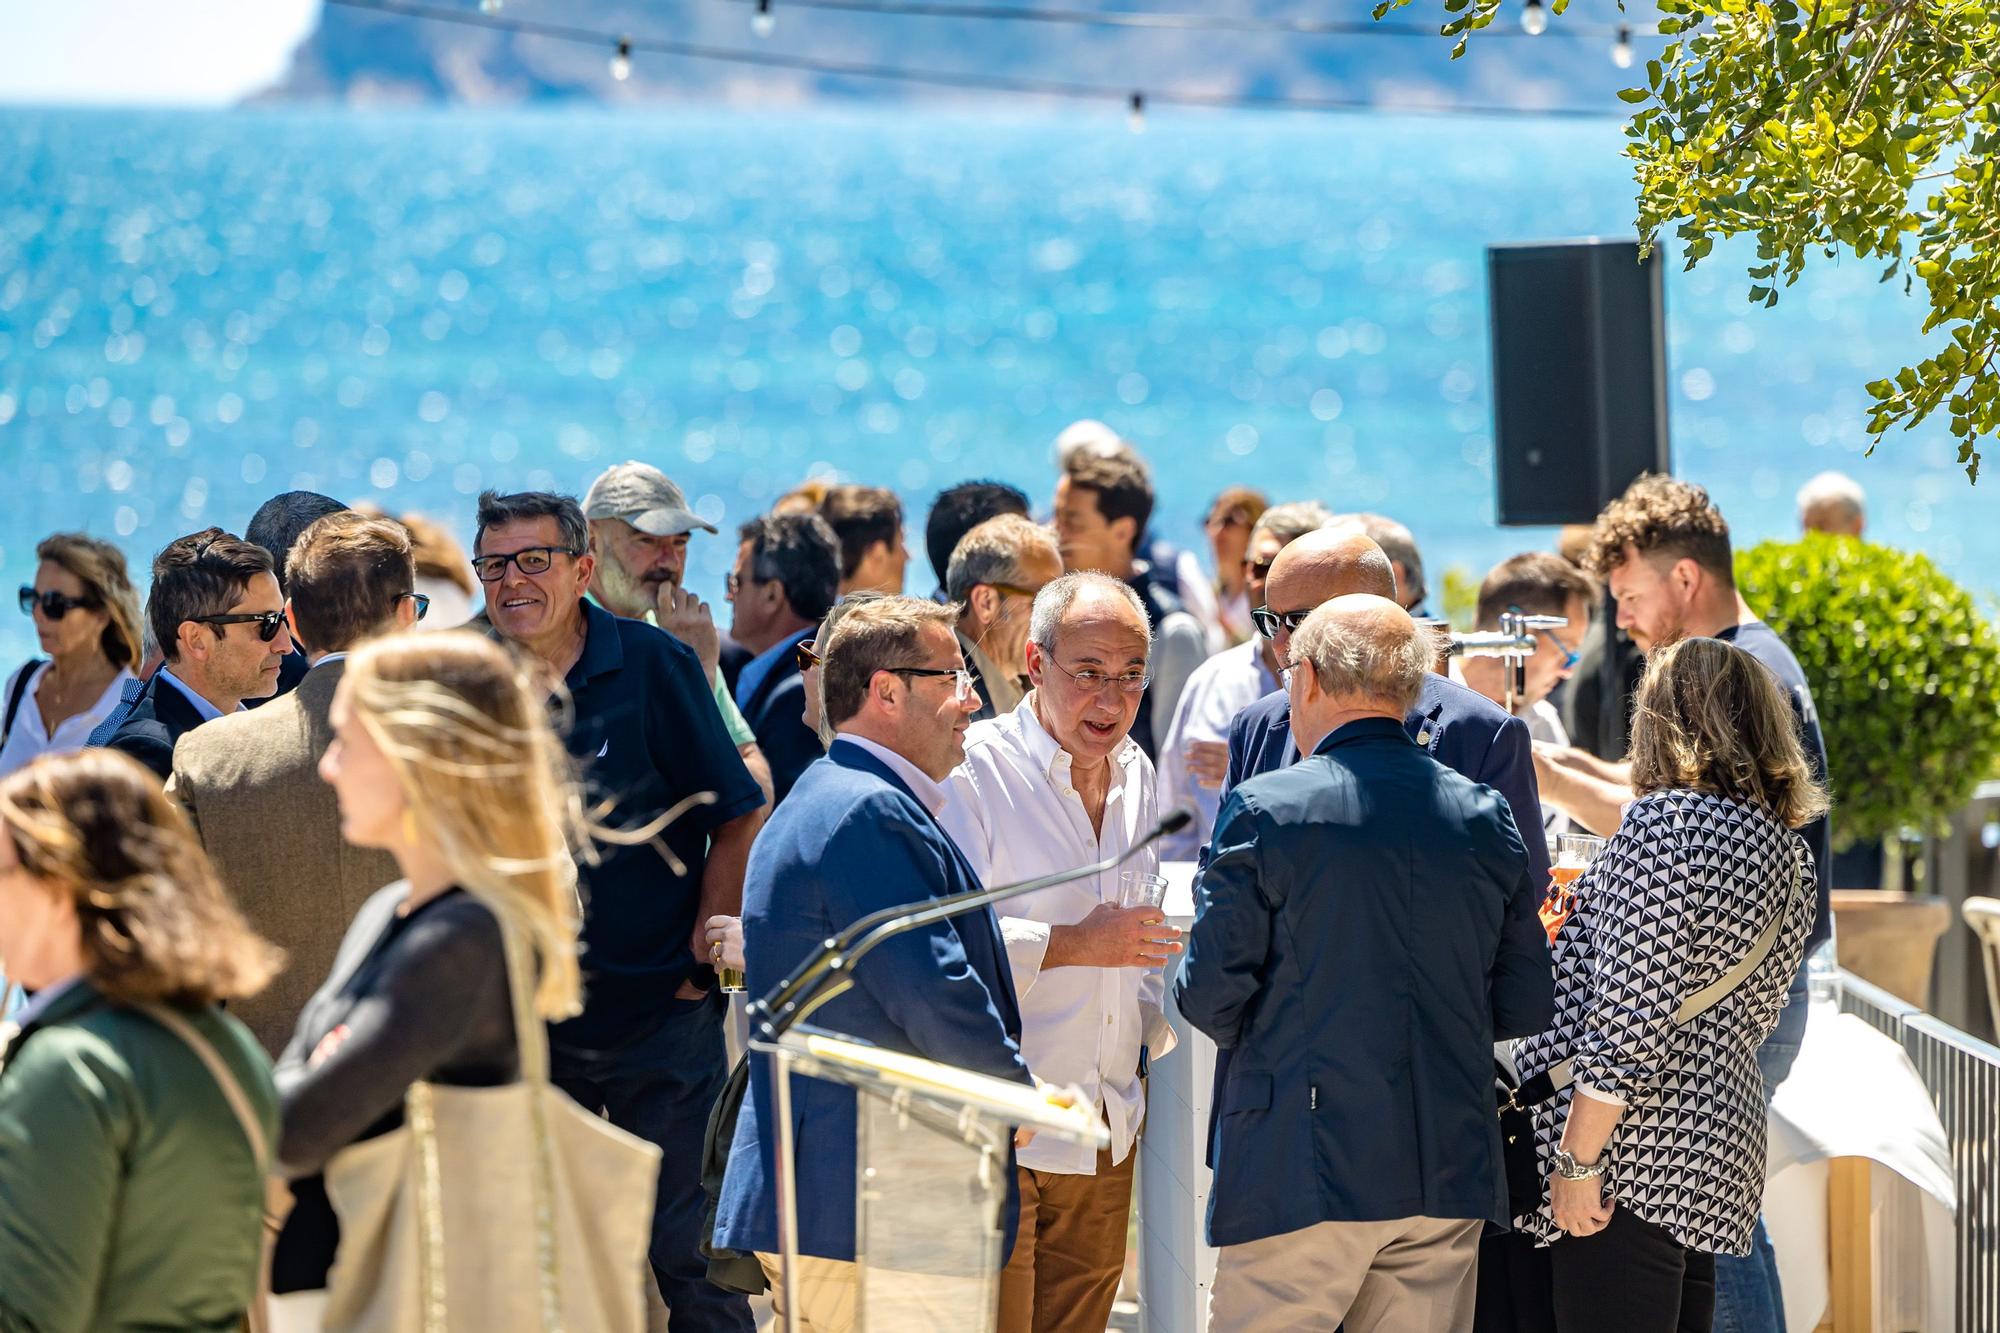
753 0 777 36
1520 0 1548 36
1127 91 1146 133
610 36 633 80
1610 23 1633 67
479 0 502 13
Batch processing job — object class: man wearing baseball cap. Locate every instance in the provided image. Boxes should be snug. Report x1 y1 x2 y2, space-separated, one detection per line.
586 461 775 803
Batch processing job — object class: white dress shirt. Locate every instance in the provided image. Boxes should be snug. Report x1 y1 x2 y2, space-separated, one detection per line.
941 695 1176 1174
0 662 136 780
1155 640 1278 860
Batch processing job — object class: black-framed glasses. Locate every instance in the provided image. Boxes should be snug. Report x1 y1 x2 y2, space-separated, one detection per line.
470 546 579 583
1250 606 1313 640
796 641 823 673
1044 655 1150 695
398 591 432 622
18 586 98 620
885 664 978 704
190 609 289 642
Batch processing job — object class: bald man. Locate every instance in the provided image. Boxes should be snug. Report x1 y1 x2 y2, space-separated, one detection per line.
1179 596 1552 1332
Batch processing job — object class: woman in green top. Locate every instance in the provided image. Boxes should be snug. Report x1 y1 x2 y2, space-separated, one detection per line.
0 747 282 1333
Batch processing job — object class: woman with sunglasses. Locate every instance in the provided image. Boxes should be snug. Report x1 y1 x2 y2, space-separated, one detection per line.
1204 486 1268 647
1 534 144 779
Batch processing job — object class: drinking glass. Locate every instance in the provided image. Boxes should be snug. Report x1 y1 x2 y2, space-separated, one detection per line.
1119 872 1168 911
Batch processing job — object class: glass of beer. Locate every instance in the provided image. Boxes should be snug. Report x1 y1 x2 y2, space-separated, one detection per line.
718 966 746 994
1540 833 1607 943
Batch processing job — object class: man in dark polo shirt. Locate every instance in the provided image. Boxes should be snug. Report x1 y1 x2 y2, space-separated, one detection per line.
473 490 764 1332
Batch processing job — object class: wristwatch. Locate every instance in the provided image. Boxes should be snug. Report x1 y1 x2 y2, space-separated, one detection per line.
1554 1149 1607 1181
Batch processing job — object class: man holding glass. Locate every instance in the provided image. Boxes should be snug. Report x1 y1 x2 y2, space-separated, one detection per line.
942 571 1182 1333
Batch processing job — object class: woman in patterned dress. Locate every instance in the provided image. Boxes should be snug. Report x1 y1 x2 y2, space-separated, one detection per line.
1513 638 1826 1333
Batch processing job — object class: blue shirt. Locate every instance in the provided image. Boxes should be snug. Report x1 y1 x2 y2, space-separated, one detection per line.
549 600 766 1051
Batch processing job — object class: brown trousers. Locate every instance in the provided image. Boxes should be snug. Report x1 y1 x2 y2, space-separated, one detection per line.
994 1141 1137 1333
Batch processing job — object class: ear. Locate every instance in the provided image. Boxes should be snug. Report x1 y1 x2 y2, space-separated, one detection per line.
177 620 210 664
1023 637 1047 688
869 669 902 714
1672 557 1704 595
393 597 419 630
969 585 1000 625
1109 515 1140 554
573 551 597 591
283 600 303 641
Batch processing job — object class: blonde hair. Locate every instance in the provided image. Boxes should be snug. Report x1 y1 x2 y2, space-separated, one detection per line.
37 533 143 670
1628 637 1829 830
0 749 281 1006
342 632 585 1019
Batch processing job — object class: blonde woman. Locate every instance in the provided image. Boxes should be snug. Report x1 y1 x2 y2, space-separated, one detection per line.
1513 638 1827 1333
269 630 583 1319
0 748 279 1329
1 533 144 777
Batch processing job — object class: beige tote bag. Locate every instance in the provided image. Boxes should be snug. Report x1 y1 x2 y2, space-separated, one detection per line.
320 922 662 1332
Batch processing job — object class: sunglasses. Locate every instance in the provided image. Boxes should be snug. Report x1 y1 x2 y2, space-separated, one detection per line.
471 546 580 584
1250 606 1313 640
18 586 99 620
399 591 432 622
796 641 822 673
190 609 289 643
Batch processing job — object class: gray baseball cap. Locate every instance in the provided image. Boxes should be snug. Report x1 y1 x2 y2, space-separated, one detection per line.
583 461 717 536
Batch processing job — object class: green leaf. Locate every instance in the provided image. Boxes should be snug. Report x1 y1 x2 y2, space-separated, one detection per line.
1618 86 1652 104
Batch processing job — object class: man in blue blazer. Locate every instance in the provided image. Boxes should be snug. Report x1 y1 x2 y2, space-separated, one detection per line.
1177 596 1554 1331
730 513 842 805
716 596 1035 1330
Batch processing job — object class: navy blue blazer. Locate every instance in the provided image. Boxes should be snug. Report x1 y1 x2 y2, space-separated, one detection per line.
1176 718 1555 1245
104 672 211 781
714 739 1033 1263
734 627 824 806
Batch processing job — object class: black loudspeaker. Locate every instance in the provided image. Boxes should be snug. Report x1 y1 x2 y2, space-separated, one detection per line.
1488 239 1670 526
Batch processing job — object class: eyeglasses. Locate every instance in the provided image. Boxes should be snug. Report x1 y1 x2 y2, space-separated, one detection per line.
18 586 99 620
796 641 823 673
1044 655 1150 695
471 546 580 583
1250 606 1313 640
1206 511 1249 531
190 609 289 643
987 582 1044 601
398 591 432 622
1539 627 1581 672
1243 559 1275 581
886 665 979 704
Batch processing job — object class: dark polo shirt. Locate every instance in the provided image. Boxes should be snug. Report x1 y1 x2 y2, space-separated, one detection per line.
548 599 765 1051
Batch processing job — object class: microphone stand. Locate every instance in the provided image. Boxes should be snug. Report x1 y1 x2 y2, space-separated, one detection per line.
752 807 1193 1333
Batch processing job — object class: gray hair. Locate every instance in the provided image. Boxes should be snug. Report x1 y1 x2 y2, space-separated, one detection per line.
945 514 1059 604
1252 500 1334 548
1292 601 1432 715
1029 571 1152 654
1796 470 1865 525
1344 513 1425 606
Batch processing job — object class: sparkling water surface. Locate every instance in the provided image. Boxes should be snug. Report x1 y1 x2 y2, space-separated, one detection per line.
0 105 1982 665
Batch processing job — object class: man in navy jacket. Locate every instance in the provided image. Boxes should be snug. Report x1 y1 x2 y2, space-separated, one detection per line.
716 596 1034 1329
1178 596 1554 1331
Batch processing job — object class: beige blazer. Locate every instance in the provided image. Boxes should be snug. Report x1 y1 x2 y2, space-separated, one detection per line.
170 658 400 1058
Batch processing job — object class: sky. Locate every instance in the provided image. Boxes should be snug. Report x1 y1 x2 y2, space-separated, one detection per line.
0 0 320 105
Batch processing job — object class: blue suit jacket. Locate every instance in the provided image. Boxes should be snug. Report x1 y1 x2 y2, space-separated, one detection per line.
1201 673 1553 1166
1176 718 1555 1245
735 627 824 806
104 672 210 781
714 739 1033 1262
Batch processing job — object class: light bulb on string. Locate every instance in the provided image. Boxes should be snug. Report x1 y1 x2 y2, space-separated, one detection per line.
479 0 502 13
752 0 776 37
1520 0 1547 35
610 37 633 81
1611 23 1634 67
1127 91 1146 134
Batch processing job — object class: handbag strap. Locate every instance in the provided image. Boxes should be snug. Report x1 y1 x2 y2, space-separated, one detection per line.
140 1003 270 1173
1 661 43 751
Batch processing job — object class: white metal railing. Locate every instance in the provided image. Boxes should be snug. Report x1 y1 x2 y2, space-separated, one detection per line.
1838 970 2000 1329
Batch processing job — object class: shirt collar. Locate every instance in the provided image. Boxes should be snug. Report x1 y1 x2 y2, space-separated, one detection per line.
9 975 84 1030
158 668 230 722
834 733 951 816
311 652 348 670
1012 690 1142 787
959 631 1026 715
567 599 625 688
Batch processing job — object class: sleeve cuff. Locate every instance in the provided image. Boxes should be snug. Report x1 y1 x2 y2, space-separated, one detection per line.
1573 1079 1628 1108
999 917 1052 998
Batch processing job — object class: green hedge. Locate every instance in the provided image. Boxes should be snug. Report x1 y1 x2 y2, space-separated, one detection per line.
1735 534 2000 849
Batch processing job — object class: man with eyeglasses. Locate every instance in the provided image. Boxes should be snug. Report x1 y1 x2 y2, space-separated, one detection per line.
169 512 420 1057
940 571 1183 1333
105 527 293 780
717 596 1034 1330
472 490 766 1333
945 513 1063 721
1155 501 1331 861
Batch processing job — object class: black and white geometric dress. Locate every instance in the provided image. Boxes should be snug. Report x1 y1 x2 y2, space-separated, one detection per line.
1512 789 1815 1256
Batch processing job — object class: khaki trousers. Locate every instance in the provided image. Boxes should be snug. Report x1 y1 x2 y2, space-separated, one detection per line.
757 1252 860 1333
995 1141 1137 1333
1208 1215 1484 1333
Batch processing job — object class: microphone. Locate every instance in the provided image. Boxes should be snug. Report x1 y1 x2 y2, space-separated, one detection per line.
748 807 1195 1043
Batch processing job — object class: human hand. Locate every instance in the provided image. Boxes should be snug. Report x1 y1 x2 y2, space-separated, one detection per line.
1016 1082 1079 1148
1186 740 1230 790
656 584 722 680
703 914 746 972
1058 903 1183 969
1549 1170 1614 1237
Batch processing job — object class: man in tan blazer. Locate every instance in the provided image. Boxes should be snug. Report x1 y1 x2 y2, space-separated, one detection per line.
171 512 424 1057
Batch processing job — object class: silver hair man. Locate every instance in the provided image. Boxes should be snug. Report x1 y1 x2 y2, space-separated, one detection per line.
1030 570 1154 654
1252 501 1334 550
1290 594 1433 717
1796 470 1866 539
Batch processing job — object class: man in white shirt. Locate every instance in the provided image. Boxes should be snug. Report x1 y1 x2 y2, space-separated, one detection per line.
1155 501 1330 860
943 571 1183 1333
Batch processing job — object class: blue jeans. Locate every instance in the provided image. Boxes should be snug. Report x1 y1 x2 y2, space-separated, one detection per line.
1712 961 1810 1333
553 990 755 1333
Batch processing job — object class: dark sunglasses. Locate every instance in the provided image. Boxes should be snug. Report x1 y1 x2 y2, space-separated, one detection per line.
1250 606 1313 640
471 546 579 584
796 641 823 673
18 586 99 620
398 591 432 622
190 609 289 643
